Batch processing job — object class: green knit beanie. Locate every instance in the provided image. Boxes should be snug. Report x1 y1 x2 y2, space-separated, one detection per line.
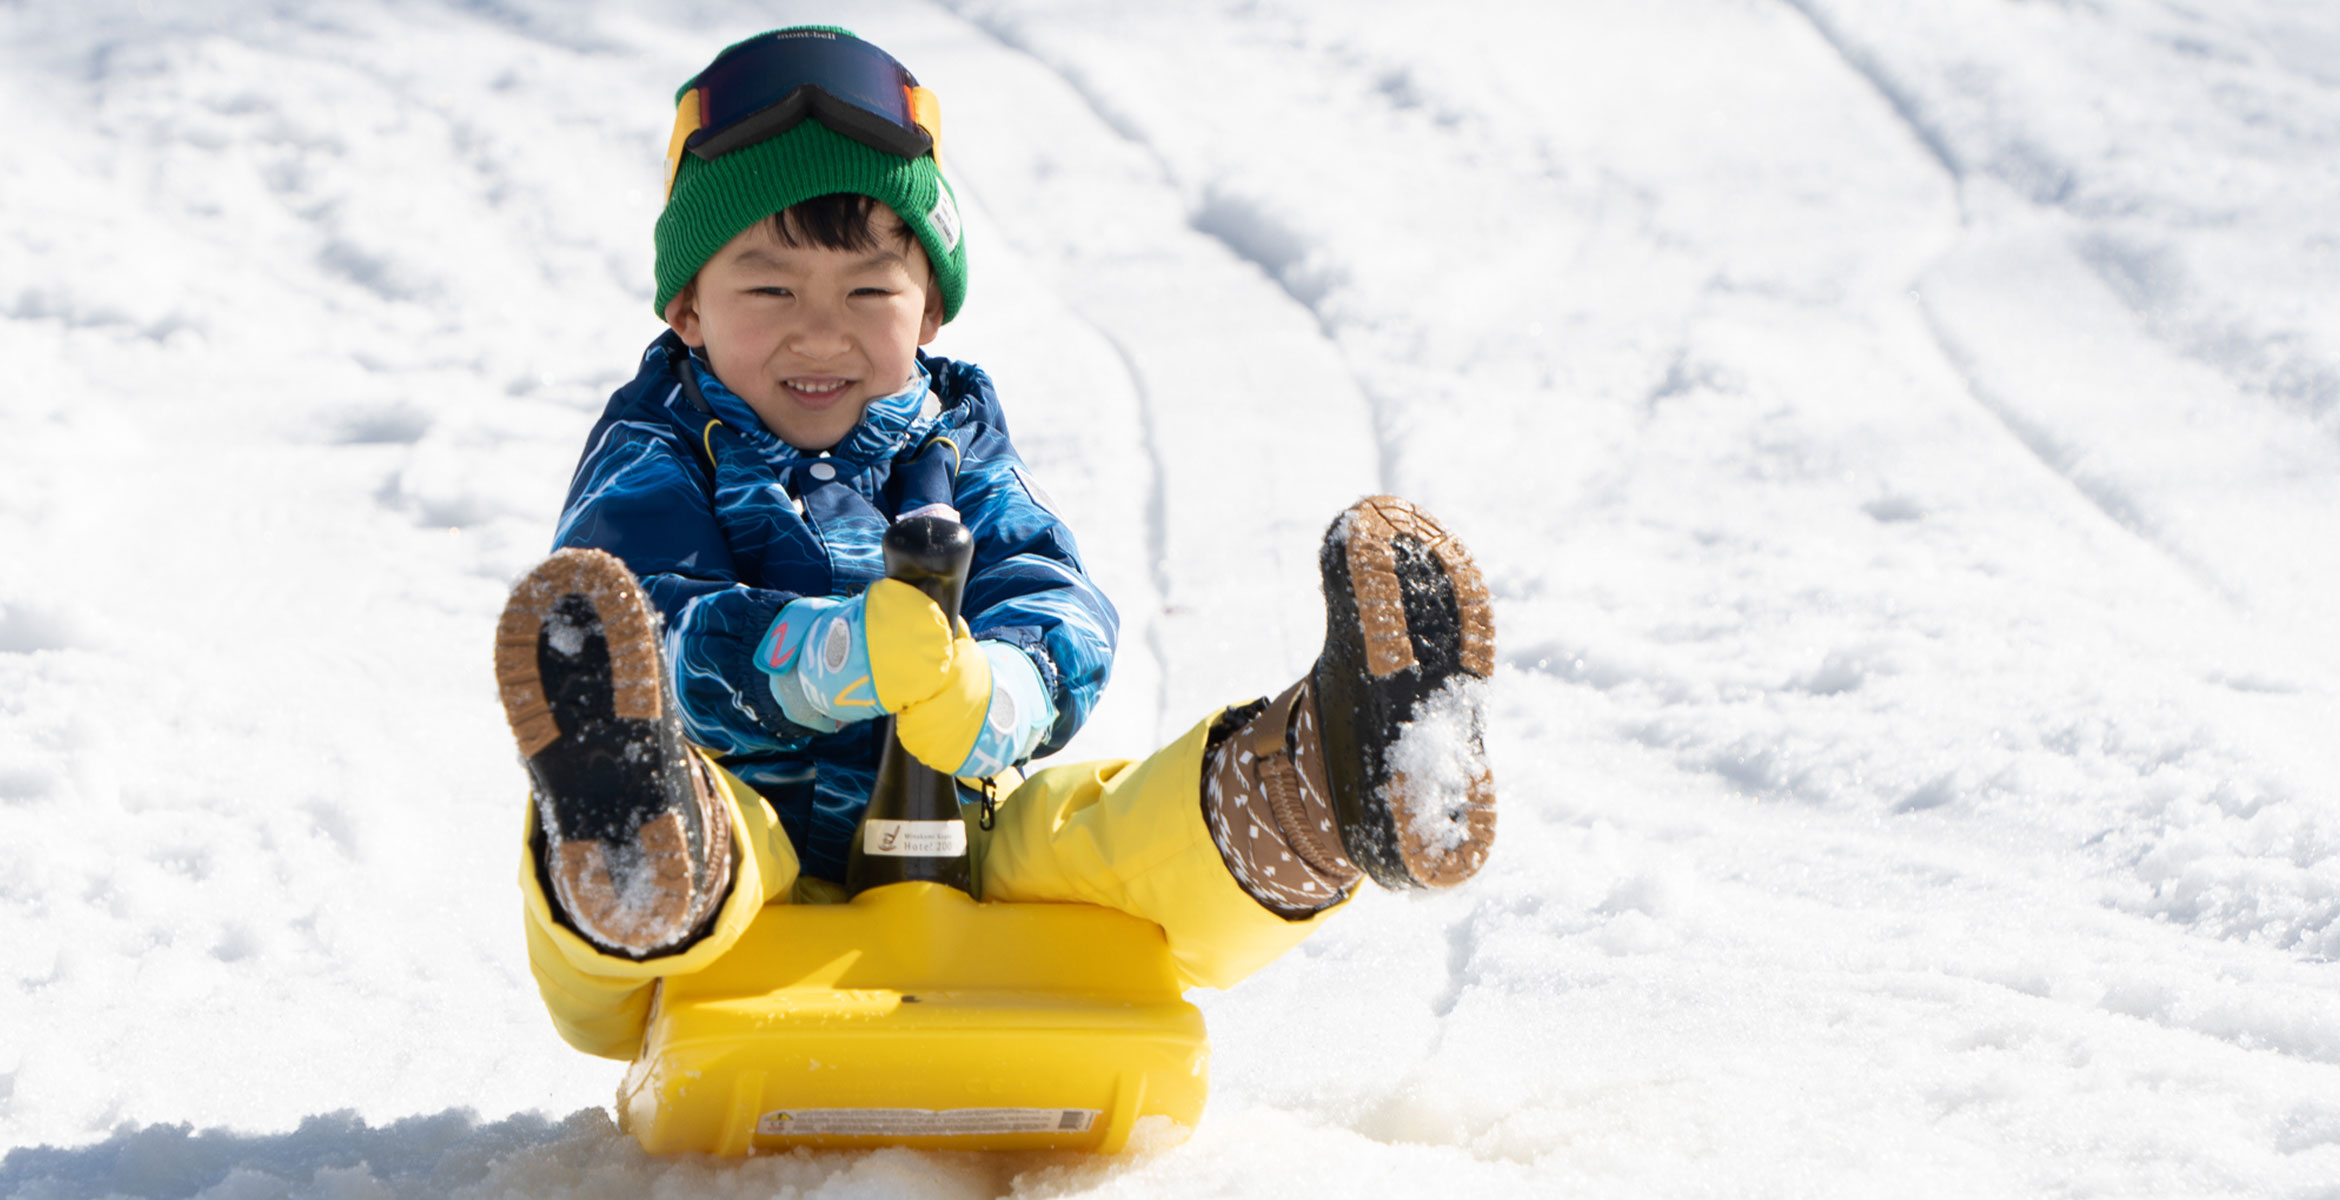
652 28 968 322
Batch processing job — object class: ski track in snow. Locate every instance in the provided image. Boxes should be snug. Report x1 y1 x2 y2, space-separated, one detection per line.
1066 316 1176 745
1786 0 2229 601
5 0 2340 1196
948 0 1406 492
1789 0 2327 632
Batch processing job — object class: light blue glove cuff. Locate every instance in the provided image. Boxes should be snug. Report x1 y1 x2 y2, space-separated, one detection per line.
954 642 1059 778
754 594 881 733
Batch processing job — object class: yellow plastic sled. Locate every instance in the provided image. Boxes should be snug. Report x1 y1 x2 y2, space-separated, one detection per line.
617 881 1210 1155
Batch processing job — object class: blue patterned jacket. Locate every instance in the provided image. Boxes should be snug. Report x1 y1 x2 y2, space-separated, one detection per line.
551 332 1118 882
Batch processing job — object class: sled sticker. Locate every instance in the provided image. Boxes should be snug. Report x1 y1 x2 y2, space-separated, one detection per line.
758 1107 1099 1138
862 817 967 857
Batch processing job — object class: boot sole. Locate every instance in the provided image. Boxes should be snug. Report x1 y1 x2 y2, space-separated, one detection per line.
495 548 664 757
1314 496 1497 889
495 548 716 956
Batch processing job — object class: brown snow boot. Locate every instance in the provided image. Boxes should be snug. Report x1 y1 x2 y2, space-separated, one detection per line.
1204 496 1496 913
1203 677 1362 915
495 548 733 959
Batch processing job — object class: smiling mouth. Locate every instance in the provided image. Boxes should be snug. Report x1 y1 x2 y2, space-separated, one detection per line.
782 378 854 405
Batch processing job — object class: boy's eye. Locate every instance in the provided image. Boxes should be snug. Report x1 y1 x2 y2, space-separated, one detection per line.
749 286 791 297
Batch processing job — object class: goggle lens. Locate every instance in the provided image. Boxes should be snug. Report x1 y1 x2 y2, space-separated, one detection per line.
662 29 941 201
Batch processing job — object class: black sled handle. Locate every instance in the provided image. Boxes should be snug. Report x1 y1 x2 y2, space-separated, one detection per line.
883 515 997 835
882 514 973 627
845 514 980 899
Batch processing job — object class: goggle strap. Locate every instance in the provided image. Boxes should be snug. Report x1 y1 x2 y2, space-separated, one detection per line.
663 87 704 202
908 85 942 166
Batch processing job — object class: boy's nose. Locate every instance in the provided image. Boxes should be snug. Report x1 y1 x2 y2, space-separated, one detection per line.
786 315 850 360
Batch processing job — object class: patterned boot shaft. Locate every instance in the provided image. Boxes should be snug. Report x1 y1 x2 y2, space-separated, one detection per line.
1203 682 1361 918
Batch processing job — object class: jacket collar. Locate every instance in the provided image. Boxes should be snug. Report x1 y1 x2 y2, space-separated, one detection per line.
666 339 935 470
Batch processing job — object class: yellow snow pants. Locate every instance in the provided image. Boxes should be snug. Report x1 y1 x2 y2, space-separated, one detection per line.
522 709 1349 1060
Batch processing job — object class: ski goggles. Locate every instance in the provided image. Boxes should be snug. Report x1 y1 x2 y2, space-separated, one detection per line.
664 28 942 200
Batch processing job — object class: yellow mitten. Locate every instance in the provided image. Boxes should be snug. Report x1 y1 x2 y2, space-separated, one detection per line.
774 579 1040 776
862 578 960 711
893 631 993 774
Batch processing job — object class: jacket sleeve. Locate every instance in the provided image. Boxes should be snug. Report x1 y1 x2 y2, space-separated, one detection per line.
946 411 1120 760
549 416 823 757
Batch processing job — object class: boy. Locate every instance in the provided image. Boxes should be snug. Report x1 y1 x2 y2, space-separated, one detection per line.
494 26 1497 1059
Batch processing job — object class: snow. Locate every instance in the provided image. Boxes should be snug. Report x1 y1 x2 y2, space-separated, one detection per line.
1382 676 1489 859
543 607 591 661
4 0 2339 1195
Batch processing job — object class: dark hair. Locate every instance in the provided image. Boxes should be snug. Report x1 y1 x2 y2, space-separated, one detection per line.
764 193 917 254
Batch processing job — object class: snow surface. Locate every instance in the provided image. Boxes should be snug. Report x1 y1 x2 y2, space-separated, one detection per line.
5 0 2340 1195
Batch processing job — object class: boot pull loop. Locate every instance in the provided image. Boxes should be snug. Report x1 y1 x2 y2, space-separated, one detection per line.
1247 678 1309 759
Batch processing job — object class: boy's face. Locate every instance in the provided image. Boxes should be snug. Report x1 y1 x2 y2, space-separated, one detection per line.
666 205 944 451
